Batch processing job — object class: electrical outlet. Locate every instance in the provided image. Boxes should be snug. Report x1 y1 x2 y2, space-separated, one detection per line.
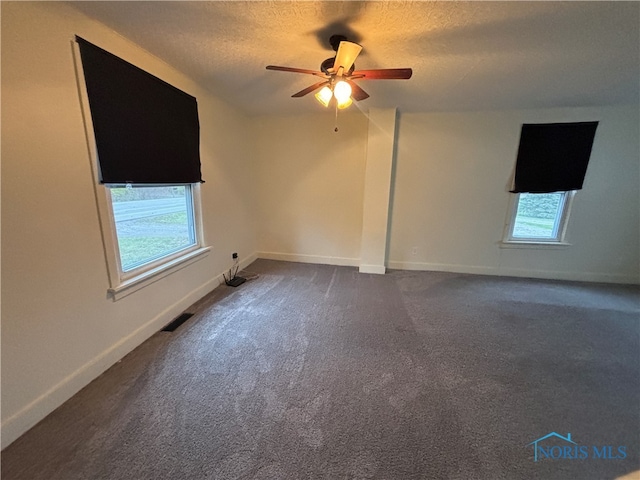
232 252 238 259
411 247 418 256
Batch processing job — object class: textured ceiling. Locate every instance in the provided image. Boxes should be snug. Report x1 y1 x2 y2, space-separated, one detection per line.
70 1 639 116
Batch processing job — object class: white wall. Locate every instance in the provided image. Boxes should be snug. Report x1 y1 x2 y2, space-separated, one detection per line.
388 106 640 283
254 106 638 284
1 2 257 448
255 111 368 266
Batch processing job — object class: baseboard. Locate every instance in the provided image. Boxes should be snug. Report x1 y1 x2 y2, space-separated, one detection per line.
1 252 258 450
257 251 359 267
387 260 640 285
241 251 259 270
255 254 637 284
359 264 386 275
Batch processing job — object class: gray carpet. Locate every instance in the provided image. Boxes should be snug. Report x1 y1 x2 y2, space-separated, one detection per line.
2 259 639 479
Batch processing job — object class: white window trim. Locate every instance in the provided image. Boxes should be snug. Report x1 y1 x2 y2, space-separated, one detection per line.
103 184 210 300
73 40 210 301
501 191 576 248
108 242 210 301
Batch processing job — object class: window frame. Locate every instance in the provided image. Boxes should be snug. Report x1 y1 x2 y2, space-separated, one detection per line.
107 183 202 278
102 183 208 300
73 41 210 300
502 191 576 247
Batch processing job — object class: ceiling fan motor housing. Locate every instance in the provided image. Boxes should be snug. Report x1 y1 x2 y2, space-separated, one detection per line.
320 57 355 76
323 35 356 75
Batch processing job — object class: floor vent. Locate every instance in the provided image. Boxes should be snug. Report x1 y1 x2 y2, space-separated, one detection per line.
162 313 194 332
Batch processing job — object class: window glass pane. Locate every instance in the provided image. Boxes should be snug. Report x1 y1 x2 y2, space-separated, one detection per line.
512 193 564 239
110 185 196 271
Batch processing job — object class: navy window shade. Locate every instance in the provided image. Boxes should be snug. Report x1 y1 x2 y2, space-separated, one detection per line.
511 122 598 193
77 37 202 184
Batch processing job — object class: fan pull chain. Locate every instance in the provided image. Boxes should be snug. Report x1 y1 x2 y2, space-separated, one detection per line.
334 103 339 132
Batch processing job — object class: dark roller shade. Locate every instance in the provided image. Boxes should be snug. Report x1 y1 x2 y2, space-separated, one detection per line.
77 37 202 184
511 122 598 193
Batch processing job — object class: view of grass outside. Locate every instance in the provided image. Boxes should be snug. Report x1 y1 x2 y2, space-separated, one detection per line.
110 186 195 271
512 193 563 239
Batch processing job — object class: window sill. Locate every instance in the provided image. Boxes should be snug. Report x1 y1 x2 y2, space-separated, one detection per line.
108 246 211 301
499 241 572 250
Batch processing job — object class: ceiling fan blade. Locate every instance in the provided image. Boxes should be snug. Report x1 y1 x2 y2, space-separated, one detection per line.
347 81 370 101
291 80 330 98
331 41 362 75
266 65 327 78
351 68 413 80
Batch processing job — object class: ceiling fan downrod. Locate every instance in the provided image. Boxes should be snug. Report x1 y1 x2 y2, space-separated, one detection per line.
329 34 348 51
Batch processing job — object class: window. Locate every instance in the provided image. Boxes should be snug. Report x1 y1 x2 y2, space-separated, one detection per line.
504 121 598 247
99 182 207 299
95 181 207 300
504 191 575 244
74 38 209 300
109 185 197 273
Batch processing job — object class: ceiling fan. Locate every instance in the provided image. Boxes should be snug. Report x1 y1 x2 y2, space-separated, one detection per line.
266 35 412 110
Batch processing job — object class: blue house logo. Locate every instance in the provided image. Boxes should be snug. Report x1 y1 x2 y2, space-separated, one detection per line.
527 432 577 462
527 432 627 462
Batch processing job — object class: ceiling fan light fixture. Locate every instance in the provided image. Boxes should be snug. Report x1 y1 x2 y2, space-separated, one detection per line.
315 86 333 107
333 80 352 103
336 97 353 109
